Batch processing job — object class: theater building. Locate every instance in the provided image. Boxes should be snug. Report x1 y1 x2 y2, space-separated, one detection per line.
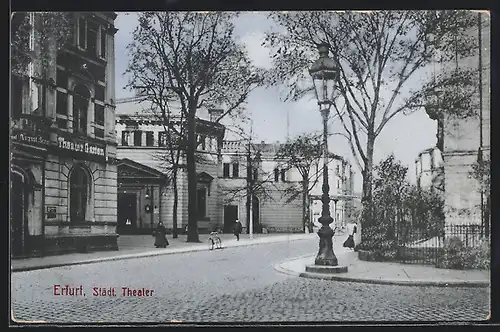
10 12 118 257
115 98 226 234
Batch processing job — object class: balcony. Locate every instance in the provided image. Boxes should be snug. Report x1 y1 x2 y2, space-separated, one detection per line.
11 114 52 139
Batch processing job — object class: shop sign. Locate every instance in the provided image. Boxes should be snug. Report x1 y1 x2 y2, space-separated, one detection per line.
57 137 105 157
11 132 50 146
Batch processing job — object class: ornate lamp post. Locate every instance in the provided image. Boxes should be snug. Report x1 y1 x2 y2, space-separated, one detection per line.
309 43 340 267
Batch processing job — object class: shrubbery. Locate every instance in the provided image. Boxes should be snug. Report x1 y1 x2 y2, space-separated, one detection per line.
355 225 398 261
436 236 490 270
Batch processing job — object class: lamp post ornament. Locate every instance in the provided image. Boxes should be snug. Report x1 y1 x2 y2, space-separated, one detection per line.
309 43 339 266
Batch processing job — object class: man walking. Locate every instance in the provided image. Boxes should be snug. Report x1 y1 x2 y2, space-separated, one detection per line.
233 219 242 241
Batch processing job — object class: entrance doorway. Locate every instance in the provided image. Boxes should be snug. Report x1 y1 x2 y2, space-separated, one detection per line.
223 205 238 233
11 170 28 257
117 193 137 234
251 195 261 234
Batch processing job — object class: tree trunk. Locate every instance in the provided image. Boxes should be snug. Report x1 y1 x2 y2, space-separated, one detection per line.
302 179 308 233
172 169 179 239
246 188 251 235
361 134 375 236
186 110 200 242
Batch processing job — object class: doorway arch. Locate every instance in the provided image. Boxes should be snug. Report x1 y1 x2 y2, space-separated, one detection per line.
68 164 93 222
252 195 261 234
10 167 31 257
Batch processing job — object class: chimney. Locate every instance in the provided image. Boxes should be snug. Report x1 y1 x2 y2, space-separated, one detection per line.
208 108 224 122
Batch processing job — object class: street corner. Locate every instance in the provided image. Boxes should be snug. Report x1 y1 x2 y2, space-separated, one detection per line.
274 254 316 277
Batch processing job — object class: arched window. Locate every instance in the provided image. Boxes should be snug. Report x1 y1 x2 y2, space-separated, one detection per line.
73 85 90 134
70 166 89 222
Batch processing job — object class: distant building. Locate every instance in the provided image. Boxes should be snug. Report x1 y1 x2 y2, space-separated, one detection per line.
220 140 303 234
309 154 356 230
415 146 444 194
114 97 354 234
10 12 119 257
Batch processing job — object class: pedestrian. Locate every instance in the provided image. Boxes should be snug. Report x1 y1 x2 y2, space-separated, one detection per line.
233 219 242 241
153 221 169 248
343 222 357 250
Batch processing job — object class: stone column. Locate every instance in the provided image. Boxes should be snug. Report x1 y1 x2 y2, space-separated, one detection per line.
67 94 74 132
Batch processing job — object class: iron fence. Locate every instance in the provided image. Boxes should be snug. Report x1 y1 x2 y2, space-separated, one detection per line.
395 223 487 266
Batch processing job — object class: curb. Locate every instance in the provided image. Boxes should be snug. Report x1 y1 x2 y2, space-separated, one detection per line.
274 256 490 288
12 235 316 273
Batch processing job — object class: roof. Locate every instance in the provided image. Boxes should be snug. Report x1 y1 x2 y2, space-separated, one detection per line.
117 158 167 179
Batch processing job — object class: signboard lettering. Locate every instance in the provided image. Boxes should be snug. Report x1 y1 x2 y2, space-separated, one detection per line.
11 133 50 146
57 137 105 157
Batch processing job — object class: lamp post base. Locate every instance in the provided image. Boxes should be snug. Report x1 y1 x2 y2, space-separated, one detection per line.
305 264 348 274
314 225 338 266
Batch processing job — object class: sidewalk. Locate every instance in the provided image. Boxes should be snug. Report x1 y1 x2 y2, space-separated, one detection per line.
275 246 490 288
11 233 316 272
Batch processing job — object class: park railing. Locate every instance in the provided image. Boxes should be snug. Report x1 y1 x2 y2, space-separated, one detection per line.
395 223 487 266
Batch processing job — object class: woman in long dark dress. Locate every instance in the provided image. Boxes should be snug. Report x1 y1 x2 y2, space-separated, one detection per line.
154 221 169 248
343 222 357 250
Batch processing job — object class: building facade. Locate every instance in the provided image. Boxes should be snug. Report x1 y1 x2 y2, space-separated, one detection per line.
220 142 355 234
309 154 356 230
10 12 119 257
415 146 444 193
427 13 490 227
220 140 304 234
115 98 225 234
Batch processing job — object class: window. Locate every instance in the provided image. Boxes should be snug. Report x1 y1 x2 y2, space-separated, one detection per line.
336 165 340 175
11 75 23 119
56 91 68 115
94 128 104 138
73 85 90 134
57 69 68 89
87 21 98 55
223 163 230 178
197 135 206 150
78 16 106 59
337 179 341 189
197 187 207 219
94 103 105 126
100 26 107 58
232 163 239 178
146 131 154 146
95 84 105 102
78 17 86 49
56 118 67 129
70 166 89 222
253 168 258 182
201 135 206 150
158 132 166 147
280 169 286 182
134 131 142 146
274 168 279 182
121 131 130 146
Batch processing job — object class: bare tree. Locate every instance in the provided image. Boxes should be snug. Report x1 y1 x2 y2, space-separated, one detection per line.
143 100 186 239
222 125 280 234
275 132 323 232
125 12 265 242
264 10 479 228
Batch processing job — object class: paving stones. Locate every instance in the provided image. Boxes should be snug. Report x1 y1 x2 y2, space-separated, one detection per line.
11 238 489 323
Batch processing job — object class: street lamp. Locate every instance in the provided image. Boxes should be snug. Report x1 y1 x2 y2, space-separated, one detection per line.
248 151 262 240
309 43 340 266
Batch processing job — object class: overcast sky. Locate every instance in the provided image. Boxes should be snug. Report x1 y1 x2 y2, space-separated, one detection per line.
113 12 438 193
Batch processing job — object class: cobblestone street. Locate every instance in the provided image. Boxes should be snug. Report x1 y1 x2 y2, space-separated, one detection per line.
11 238 489 323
